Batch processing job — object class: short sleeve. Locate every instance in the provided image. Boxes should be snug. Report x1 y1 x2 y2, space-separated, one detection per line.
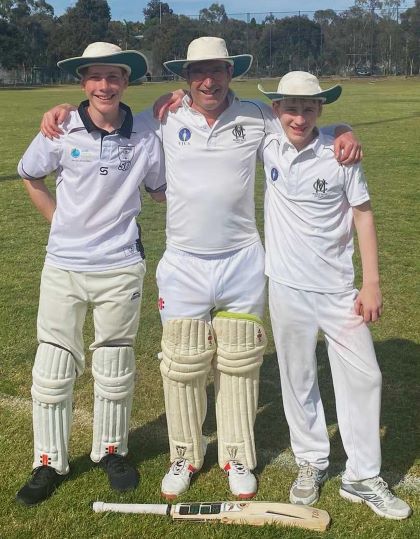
344 163 370 207
18 132 62 179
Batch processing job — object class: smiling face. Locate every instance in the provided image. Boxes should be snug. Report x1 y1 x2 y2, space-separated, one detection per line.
273 98 322 151
80 65 128 123
185 60 233 121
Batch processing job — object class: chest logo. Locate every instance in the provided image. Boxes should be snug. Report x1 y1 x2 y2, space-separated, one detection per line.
178 127 191 145
118 145 134 171
71 148 81 158
271 168 279 182
232 124 246 143
313 178 328 198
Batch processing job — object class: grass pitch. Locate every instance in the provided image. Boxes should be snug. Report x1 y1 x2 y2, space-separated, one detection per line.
0 78 419 538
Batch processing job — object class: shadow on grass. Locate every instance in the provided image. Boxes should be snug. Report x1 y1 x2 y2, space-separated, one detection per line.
261 337 419 484
353 111 420 128
0 174 19 182
66 338 418 486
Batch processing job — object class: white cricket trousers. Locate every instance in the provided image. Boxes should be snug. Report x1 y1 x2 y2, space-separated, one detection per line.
156 241 266 322
269 280 382 482
37 262 146 375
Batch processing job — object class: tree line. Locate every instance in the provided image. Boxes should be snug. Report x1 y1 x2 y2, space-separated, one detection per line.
1 0 420 84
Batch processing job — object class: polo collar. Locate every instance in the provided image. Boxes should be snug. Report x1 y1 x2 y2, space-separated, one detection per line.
78 100 133 138
281 127 324 156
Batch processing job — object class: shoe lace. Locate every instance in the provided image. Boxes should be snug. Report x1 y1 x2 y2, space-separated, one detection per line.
296 462 322 487
171 458 187 475
367 476 395 501
31 466 57 486
230 461 248 475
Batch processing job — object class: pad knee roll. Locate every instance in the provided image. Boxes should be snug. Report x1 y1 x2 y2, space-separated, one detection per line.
160 319 216 469
91 346 135 462
212 313 267 469
31 343 76 474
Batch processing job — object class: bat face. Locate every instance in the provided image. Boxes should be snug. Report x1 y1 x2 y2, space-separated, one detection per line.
172 501 331 531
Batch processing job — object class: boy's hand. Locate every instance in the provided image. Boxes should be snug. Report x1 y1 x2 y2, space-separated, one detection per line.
334 129 363 165
354 283 383 323
153 89 186 121
41 104 76 139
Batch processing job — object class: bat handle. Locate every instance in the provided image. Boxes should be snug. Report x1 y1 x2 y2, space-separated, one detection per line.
92 502 169 515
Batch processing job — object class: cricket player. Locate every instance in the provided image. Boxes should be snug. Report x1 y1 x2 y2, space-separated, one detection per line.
16 42 166 506
258 71 411 519
40 37 361 501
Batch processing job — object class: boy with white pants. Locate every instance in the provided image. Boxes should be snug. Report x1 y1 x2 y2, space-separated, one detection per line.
258 72 411 520
16 42 165 506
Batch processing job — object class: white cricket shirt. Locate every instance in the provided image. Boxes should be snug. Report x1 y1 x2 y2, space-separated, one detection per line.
140 92 279 255
261 131 370 293
18 102 166 271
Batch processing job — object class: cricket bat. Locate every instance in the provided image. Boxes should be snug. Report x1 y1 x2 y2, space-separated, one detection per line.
92 500 331 531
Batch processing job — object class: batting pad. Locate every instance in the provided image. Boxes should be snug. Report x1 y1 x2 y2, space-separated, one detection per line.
212 313 267 469
160 319 216 469
91 346 135 462
31 343 76 474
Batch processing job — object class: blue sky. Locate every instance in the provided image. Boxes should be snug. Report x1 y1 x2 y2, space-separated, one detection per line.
46 2 366 22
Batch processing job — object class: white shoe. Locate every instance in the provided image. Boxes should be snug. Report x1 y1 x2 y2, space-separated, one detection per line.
289 461 328 505
224 460 257 499
161 458 196 500
340 476 412 520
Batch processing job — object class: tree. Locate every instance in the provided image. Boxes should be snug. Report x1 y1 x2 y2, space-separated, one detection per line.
199 3 228 24
143 0 172 22
400 0 420 73
49 0 111 64
0 1 55 71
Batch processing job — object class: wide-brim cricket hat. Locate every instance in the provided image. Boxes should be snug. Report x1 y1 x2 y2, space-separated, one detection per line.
57 42 149 83
163 36 253 79
258 71 342 104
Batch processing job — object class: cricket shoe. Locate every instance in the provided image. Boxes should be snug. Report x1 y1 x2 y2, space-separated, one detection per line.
16 465 68 506
339 476 412 520
99 454 139 492
224 460 257 499
289 461 328 505
161 458 197 500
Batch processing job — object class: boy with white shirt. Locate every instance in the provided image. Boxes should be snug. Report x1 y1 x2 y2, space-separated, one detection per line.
16 42 166 506
258 71 411 520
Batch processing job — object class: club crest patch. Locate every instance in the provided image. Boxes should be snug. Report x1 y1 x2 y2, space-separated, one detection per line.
118 145 134 171
232 124 246 143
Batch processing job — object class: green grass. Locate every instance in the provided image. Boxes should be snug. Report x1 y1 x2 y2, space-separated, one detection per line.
0 78 419 538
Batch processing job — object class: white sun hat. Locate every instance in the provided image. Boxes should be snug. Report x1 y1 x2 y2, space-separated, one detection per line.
258 71 342 104
57 42 149 83
164 36 253 79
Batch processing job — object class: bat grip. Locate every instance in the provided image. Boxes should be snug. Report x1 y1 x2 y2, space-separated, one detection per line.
92 502 170 515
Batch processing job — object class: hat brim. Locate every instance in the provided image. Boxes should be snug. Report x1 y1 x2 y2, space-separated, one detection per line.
57 50 148 83
258 83 342 105
164 55 253 79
